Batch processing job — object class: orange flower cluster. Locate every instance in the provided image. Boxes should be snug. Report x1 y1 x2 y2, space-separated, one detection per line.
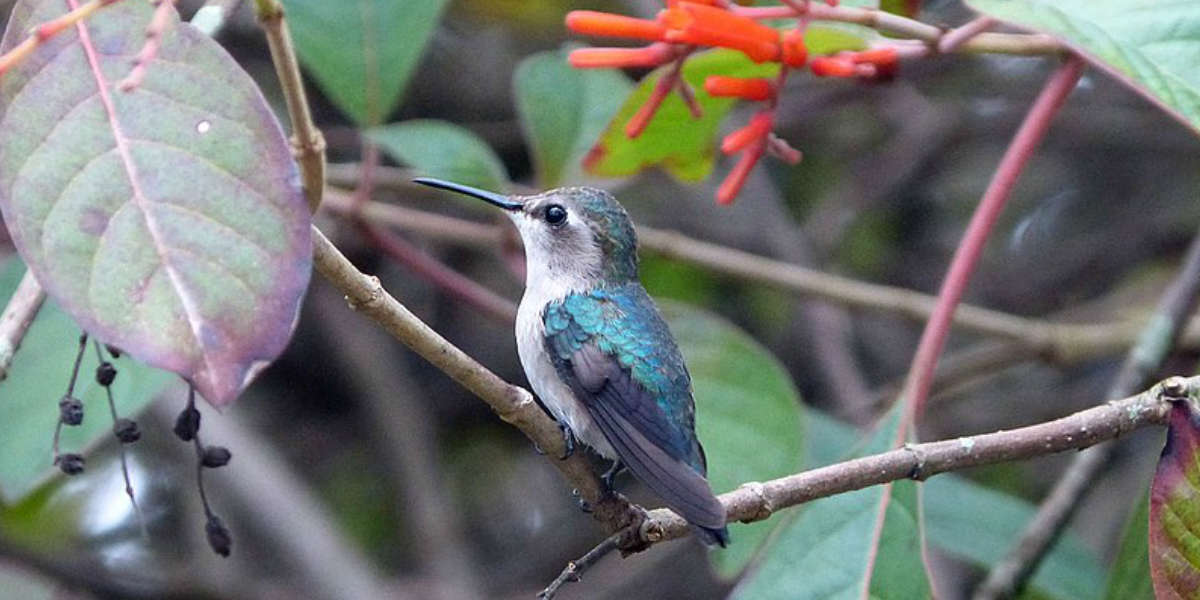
567 4 809 70
565 1 897 203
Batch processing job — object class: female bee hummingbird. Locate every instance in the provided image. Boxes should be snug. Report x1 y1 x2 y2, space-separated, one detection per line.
414 178 729 547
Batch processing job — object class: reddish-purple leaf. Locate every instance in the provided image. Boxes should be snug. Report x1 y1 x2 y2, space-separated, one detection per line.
1150 401 1200 600
0 0 310 406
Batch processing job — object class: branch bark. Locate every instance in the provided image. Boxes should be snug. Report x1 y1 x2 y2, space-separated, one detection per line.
0 271 45 381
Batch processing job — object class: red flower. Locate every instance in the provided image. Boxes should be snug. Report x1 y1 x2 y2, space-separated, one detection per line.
659 3 781 63
809 56 856 77
565 11 667 42
704 76 774 101
721 111 774 154
568 44 675 69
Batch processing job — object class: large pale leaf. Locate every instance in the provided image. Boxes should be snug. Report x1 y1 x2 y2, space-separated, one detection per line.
659 301 805 579
0 0 311 406
513 46 631 188
1150 401 1200 599
805 411 1105 600
0 261 173 503
367 120 509 192
1104 490 1154 600
731 405 932 600
966 0 1200 136
282 0 449 126
583 30 866 183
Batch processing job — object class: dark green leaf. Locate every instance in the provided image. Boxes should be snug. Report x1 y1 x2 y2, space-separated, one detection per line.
368 120 509 192
0 0 311 406
806 411 1106 600
0 262 173 503
880 0 922 18
514 47 632 188
1104 489 1154 600
660 301 805 579
966 0 1200 136
282 0 449 125
1150 401 1200 599
731 405 932 600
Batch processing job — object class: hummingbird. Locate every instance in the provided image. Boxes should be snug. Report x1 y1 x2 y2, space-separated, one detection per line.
414 178 729 547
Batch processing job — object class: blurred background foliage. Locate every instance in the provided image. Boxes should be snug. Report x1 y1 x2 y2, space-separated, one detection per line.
0 0 1197 599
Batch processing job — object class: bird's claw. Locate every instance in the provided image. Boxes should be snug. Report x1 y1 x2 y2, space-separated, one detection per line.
557 421 576 460
601 459 625 493
571 488 593 513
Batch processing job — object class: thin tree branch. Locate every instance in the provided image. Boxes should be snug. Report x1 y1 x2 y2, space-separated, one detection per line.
904 55 1086 419
733 4 1061 56
0 271 46 381
973 228 1200 600
254 0 325 212
938 16 998 54
538 532 624 600
637 378 1181 547
0 0 125 77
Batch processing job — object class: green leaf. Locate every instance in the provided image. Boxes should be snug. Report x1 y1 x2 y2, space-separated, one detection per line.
1104 490 1154 600
805 26 871 54
806 411 1106 600
367 120 509 192
659 301 805 579
966 0 1200 136
0 0 311 407
0 261 173 503
731 405 932 600
514 47 632 188
1150 401 1200 599
584 49 780 182
880 0 922 18
281 0 449 125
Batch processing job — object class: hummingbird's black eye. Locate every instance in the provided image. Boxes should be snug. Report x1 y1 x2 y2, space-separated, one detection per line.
544 204 568 226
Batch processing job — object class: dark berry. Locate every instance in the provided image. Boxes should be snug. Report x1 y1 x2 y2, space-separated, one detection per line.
104 344 122 358
113 418 140 443
174 406 201 441
206 515 232 557
55 453 85 475
58 396 83 426
201 446 232 468
95 362 117 386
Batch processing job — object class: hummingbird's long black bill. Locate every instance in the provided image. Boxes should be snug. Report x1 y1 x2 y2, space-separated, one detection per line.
412 177 522 211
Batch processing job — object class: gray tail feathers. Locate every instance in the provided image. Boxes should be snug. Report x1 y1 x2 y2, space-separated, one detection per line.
589 402 730 546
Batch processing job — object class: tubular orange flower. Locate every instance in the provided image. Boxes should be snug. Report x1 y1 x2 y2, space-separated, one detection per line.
852 47 899 67
782 29 807 67
568 44 674 69
717 143 765 204
810 56 856 77
704 75 773 101
721 111 774 154
565 10 666 42
659 3 780 63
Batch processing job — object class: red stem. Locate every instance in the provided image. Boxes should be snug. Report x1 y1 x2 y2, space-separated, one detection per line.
902 55 1086 424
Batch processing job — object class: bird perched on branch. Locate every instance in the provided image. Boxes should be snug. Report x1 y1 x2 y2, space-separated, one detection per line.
415 178 729 546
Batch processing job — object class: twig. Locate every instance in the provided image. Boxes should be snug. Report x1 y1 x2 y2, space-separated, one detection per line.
0 0 125 78
903 55 1086 420
937 16 997 54
732 4 1062 56
116 0 176 91
0 271 46 381
636 378 1180 547
94 341 145 534
190 0 245 37
537 532 623 600
973 229 1200 599
254 0 325 212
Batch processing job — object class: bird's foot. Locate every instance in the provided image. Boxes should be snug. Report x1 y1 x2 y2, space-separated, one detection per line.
571 488 593 513
557 421 576 460
601 459 625 493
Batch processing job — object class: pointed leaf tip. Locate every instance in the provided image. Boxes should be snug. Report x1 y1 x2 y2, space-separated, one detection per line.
0 0 311 407
1150 401 1200 600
